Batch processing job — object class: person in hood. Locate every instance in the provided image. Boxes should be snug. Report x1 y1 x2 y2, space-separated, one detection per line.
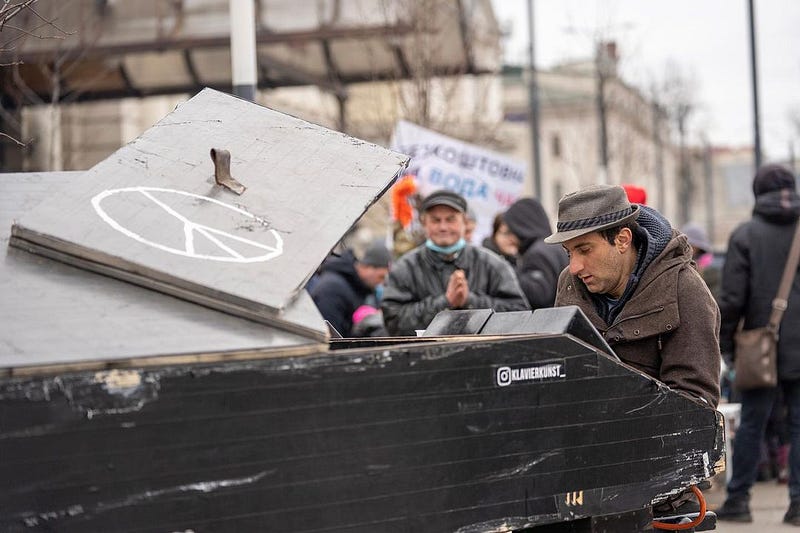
715 165 800 525
309 242 391 337
546 183 721 518
503 198 568 309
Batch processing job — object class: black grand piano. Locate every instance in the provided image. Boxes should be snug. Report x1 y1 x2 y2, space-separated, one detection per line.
0 90 724 532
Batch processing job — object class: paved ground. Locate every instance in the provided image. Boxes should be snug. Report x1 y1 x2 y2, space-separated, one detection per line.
707 479 796 532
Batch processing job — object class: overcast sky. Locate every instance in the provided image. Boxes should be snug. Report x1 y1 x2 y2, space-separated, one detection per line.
490 0 800 163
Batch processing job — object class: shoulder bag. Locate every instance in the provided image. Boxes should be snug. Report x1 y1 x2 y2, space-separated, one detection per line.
734 220 800 390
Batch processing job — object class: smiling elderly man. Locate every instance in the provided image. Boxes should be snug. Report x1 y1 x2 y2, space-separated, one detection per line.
382 190 528 336
545 184 720 408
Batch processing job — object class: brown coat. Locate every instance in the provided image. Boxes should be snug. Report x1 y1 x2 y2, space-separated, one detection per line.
555 230 721 407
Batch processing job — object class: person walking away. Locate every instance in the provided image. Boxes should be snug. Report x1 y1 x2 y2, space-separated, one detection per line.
310 242 391 337
715 164 800 525
545 184 720 516
381 190 529 336
503 197 568 309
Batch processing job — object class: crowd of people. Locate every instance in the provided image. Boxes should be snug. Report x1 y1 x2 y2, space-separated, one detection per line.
309 164 800 526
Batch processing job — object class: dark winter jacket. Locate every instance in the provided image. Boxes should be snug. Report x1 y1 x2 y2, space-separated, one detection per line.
555 207 721 407
504 198 569 309
720 188 800 381
381 245 529 336
309 250 372 337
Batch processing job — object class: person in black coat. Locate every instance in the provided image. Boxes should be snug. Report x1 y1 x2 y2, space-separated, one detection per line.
309 242 391 337
503 197 568 309
715 164 800 525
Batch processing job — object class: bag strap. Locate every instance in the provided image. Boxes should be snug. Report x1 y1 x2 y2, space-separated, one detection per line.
768 219 800 331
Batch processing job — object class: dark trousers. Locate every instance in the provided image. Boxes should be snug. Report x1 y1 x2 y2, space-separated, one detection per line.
727 380 800 502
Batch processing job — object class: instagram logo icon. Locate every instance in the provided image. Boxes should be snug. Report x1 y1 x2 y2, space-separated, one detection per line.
496 366 512 387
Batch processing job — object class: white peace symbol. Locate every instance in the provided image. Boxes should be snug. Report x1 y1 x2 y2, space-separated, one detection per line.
91 187 283 263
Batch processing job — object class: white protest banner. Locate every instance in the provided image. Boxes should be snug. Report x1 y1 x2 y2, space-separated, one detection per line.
390 120 526 246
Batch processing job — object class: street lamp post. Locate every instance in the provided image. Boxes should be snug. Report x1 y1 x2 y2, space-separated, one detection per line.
748 0 762 168
527 0 543 200
595 42 613 185
230 0 257 102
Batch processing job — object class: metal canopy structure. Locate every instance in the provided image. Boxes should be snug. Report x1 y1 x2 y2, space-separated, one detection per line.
8 88 409 344
0 0 501 105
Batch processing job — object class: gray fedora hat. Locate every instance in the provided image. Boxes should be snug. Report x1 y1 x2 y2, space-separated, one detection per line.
544 184 640 244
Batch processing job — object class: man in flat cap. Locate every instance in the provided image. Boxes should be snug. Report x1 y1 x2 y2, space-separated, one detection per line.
546 184 721 516
382 189 529 336
546 184 720 407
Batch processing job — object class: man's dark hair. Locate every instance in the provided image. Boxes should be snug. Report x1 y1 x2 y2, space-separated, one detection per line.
599 220 642 247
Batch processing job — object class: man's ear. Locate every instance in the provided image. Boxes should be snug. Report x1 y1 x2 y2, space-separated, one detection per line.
616 227 633 252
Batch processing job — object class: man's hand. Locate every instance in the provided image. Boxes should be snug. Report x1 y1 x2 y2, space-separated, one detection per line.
446 269 469 308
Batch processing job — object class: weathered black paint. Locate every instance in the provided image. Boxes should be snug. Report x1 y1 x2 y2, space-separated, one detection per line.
0 335 723 532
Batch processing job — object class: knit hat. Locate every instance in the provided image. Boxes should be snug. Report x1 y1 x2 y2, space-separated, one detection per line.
681 222 711 253
753 164 796 197
420 189 467 213
359 242 391 268
621 183 647 204
544 184 640 244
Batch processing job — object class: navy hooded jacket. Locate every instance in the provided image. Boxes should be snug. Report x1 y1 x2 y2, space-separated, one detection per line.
309 250 372 337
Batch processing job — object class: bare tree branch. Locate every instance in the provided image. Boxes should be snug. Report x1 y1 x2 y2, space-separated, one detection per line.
0 0 79 154
0 130 26 146
21 2 75 36
0 0 38 31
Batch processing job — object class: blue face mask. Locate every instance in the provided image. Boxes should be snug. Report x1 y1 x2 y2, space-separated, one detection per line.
425 238 466 255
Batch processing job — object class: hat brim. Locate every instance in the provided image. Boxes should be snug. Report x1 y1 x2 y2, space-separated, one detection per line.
544 205 640 244
422 199 466 213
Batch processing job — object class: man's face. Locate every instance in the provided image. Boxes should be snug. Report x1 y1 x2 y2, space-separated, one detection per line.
358 265 389 289
562 230 631 298
495 222 519 257
422 205 465 247
464 218 477 243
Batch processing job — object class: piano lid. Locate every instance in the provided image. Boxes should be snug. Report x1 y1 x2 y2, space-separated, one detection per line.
9 88 410 341
1 172 327 373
